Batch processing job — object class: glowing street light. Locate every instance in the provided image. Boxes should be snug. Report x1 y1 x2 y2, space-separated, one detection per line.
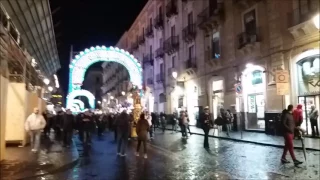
110 96 114 100
313 14 319 29
121 91 125 96
172 71 178 79
103 99 107 102
43 78 50 85
97 101 101 104
48 86 53 92
246 63 253 69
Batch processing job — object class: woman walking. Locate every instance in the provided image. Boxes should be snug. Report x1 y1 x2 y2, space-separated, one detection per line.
136 113 150 158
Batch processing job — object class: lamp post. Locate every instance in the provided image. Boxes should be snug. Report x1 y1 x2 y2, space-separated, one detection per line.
43 78 50 85
48 86 53 92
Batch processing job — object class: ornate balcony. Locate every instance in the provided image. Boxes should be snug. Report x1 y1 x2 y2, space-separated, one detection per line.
237 27 261 55
142 54 154 67
138 34 145 45
154 13 164 30
184 57 197 76
145 24 154 38
164 36 179 55
166 0 178 18
287 3 319 39
182 23 196 43
198 3 224 35
156 73 165 83
155 46 165 59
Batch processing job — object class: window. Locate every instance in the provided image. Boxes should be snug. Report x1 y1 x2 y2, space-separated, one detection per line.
243 9 257 34
172 56 176 68
171 25 175 36
187 12 193 25
209 0 218 15
160 63 164 75
159 93 166 103
188 45 195 59
212 32 220 59
159 38 163 48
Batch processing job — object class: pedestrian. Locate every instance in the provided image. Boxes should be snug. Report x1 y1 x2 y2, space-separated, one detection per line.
54 111 64 141
136 113 150 158
226 109 234 132
172 112 179 133
151 112 157 132
309 105 319 137
179 111 188 138
281 104 303 166
185 110 192 135
25 108 46 152
96 114 106 138
80 110 94 145
200 106 212 148
160 112 166 132
109 114 117 141
293 104 303 139
114 110 130 156
145 111 153 139
219 108 230 137
62 109 75 147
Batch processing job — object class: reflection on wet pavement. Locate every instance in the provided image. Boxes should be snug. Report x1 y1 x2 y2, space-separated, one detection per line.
37 130 320 180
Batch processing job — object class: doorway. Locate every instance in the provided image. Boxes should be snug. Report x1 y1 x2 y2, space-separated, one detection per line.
247 93 265 130
298 95 320 135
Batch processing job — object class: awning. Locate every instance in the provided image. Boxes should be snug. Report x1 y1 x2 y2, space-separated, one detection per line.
1 0 60 77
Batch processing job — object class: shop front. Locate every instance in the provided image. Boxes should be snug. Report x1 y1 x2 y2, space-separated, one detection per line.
241 64 266 131
292 49 320 135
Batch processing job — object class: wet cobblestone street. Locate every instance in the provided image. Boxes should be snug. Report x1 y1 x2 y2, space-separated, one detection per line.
36 130 320 180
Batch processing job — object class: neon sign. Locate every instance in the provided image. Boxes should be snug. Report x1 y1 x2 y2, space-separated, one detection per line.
66 46 143 110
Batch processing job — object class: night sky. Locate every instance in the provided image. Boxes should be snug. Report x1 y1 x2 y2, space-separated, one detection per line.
50 0 148 95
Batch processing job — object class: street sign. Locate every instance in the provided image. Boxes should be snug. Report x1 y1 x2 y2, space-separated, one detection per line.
276 83 290 95
276 70 289 83
235 83 242 94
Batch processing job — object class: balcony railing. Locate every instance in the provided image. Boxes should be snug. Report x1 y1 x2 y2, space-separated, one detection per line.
155 46 165 59
164 36 179 55
154 13 164 30
145 24 154 38
237 28 260 49
147 78 153 85
182 23 196 43
143 54 154 66
138 34 145 45
197 3 224 29
185 57 197 69
287 3 319 28
166 0 178 18
156 73 165 82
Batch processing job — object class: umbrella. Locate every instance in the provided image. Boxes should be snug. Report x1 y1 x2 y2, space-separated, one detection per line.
299 129 307 162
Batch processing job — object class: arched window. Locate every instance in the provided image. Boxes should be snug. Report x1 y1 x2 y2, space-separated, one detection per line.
159 93 166 103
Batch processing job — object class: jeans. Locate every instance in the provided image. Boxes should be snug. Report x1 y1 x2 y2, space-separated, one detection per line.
117 131 128 154
114 128 118 141
180 125 187 137
282 133 296 160
186 124 191 134
149 125 154 138
63 130 73 146
29 130 41 150
137 140 147 153
82 131 91 144
311 119 319 137
203 126 210 148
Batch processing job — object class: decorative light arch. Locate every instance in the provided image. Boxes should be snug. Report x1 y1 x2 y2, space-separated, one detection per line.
71 99 85 110
66 46 143 110
67 89 96 110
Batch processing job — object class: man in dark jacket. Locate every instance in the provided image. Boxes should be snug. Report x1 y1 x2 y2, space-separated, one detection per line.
54 111 64 141
281 105 302 165
79 110 94 145
200 106 212 148
114 110 130 156
63 109 75 147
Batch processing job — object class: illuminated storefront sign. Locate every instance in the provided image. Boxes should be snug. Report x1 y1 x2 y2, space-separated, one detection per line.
66 46 143 110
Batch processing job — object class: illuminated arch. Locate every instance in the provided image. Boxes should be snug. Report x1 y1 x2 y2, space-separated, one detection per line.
67 89 95 109
66 45 143 110
71 99 85 110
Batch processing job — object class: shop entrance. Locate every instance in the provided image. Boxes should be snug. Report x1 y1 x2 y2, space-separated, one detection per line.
298 95 320 135
247 93 265 130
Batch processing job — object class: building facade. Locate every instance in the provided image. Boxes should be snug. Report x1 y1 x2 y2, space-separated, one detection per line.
102 0 319 133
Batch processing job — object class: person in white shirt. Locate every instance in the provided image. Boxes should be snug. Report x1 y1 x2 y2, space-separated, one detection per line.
25 107 46 152
145 111 153 139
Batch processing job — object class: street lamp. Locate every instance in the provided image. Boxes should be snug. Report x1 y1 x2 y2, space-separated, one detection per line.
110 96 114 100
43 78 50 85
103 99 107 102
172 71 178 79
97 101 101 104
313 14 319 29
48 86 53 92
121 91 125 96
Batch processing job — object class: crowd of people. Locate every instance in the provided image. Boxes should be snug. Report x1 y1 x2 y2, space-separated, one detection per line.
24 103 318 164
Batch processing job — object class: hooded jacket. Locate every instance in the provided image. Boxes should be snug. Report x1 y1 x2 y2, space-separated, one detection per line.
25 113 46 131
293 104 303 125
281 109 295 134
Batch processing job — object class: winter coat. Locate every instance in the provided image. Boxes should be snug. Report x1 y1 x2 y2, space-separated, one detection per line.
114 112 130 132
293 104 303 125
200 113 212 128
63 114 75 132
136 119 149 141
281 109 295 134
25 113 46 131
79 114 95 132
